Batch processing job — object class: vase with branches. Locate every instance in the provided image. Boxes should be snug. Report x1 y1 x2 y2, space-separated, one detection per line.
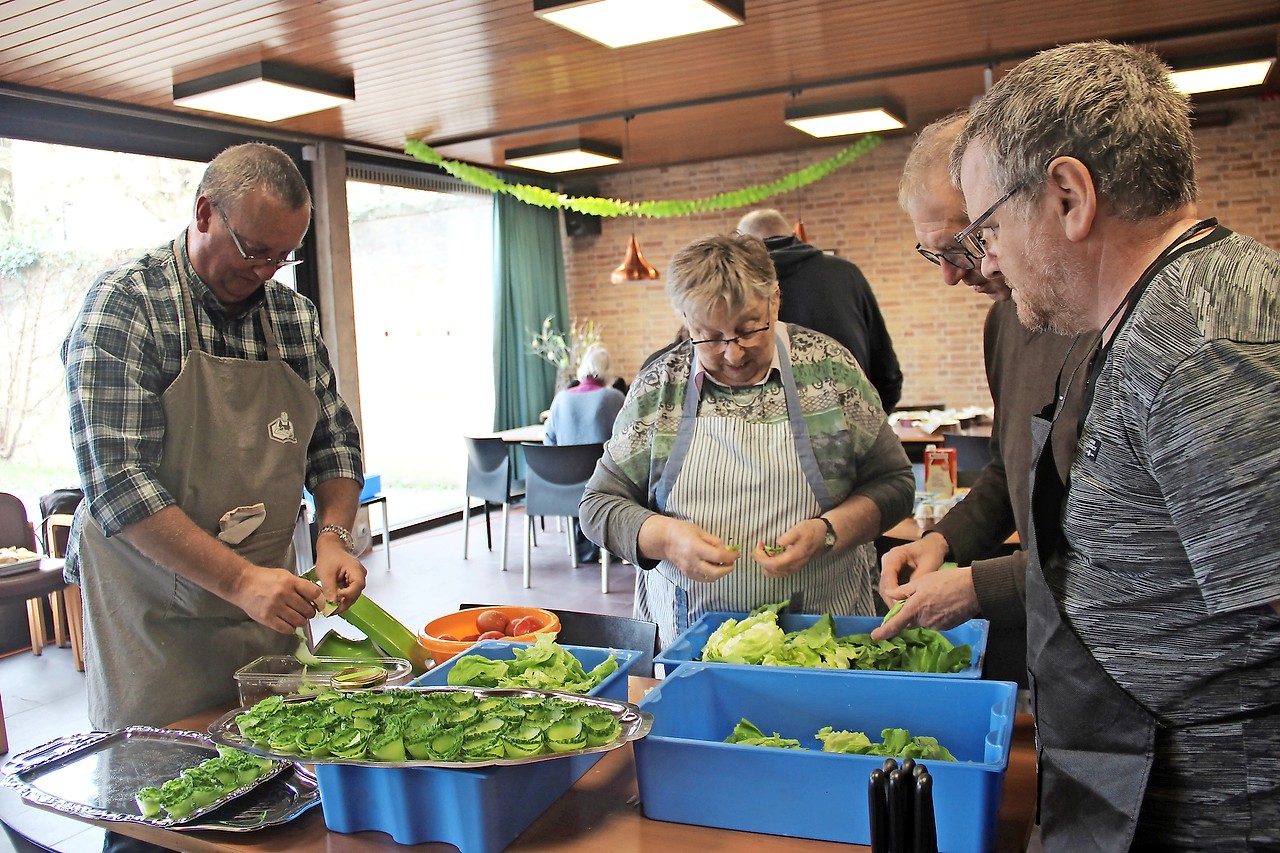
529 315 602 392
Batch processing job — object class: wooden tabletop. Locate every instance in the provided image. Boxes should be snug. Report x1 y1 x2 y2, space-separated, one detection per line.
490 424 546 443
49 678 1038 853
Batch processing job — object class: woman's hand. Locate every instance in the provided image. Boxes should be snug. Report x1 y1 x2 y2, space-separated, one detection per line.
637 515 739 583
753 518 828 578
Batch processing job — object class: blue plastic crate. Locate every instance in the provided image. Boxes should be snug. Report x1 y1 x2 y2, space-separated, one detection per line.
655 611 988 678
633 663 1016 852
313 639 640 850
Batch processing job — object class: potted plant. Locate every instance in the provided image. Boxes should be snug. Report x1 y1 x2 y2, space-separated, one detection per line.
529 315 602 392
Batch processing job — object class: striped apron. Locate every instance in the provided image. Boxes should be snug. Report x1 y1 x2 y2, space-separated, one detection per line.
636 334 876 649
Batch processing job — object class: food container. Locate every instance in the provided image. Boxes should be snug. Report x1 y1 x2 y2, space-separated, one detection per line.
234 656 413 706
654 611 988 678
309 674 633 850
418 606 561 666
632 663 1016 853
412 638 642 702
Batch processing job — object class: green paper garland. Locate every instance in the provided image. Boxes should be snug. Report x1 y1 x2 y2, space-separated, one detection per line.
403 136 881 218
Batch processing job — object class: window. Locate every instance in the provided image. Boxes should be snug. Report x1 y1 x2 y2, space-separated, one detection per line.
346 166 495 527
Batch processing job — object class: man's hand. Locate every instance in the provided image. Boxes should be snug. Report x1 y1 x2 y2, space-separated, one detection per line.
229 565 336 634
754 518 827 578
313 534 368 615
879 533 950 606
638 515 739 584
871 566 980 640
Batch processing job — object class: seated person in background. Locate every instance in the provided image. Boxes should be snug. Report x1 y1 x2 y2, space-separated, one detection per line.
544 345 625 562
872 112 1095 688
581 233 913 649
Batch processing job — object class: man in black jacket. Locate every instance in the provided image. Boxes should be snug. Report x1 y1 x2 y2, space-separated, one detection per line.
736 209 902 411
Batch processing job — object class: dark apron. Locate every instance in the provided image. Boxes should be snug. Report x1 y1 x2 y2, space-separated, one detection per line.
79 242 319 730
1024 219 1221 851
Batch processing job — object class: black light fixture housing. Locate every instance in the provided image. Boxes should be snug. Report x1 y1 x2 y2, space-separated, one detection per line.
173 60 356 122
504 139 623 173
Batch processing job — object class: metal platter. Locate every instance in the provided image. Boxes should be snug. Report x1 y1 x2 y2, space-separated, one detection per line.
208 686 654 769
0 727 310 830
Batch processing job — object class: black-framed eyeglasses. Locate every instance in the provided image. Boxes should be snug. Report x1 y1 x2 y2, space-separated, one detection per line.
688 321 773 352
953 183 1022 260
915 243 979 271
214 204 303 269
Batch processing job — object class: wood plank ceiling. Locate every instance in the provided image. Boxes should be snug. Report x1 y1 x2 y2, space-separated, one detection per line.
2 1 1277 176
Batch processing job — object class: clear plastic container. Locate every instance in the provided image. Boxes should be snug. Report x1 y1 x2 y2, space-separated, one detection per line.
234 655 413 706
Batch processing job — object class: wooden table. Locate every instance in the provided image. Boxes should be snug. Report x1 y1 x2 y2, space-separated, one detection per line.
492 424 545 444
48 678 1039 853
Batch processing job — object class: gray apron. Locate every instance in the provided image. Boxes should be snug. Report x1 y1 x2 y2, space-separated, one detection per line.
636 331 876 648
79 242 318 730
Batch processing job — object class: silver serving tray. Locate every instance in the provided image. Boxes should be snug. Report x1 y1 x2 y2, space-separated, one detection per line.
0 727 310 829
208 686 654 769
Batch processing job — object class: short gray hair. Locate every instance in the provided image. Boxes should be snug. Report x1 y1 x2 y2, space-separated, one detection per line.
577 345 612 382
735 208 792 240
197 143 311 214
666 233 778 319
952 41 1196 221
899 111 967 211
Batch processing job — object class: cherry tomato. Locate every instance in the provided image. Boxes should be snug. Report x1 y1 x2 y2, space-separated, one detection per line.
475 609 510 634
507 615 542 636
436 633 459 641
477 630 506 641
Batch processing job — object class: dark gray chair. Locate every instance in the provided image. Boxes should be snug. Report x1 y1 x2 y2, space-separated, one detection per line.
460 603 658 678
942 432 993 489
520 442 608 591
462 437 521 573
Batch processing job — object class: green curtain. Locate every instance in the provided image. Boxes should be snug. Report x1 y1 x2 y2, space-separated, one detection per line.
492 192 568 434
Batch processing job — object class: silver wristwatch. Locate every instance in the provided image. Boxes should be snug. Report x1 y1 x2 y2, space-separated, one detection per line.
319 524 357 555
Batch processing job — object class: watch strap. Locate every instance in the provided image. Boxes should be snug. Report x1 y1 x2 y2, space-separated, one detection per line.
319 524 357 555
818 516 836 552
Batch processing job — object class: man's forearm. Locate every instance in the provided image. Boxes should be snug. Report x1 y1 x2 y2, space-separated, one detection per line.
118 505 254 600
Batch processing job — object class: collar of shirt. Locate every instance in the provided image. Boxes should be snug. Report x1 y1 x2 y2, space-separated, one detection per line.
692 324 789 393
569 376 606 393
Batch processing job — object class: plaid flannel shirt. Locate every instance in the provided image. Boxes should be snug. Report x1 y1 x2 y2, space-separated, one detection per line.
61 232 362 577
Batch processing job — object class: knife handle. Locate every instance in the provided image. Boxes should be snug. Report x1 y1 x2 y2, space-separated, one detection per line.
914 770 938 853
888 767 913 853
868 767 889 853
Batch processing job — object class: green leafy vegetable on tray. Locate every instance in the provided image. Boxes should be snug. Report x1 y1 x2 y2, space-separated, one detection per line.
724 718 957 761
230 688 622 763
700 605 972 673
446 634 618 693
134 748 275 820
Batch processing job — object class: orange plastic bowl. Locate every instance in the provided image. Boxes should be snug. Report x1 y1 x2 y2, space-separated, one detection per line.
418 606 561 666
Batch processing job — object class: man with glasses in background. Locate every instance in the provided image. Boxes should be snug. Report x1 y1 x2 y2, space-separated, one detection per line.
736 207 903 411
873 113 1094 692
953 42 1279 850
62 144 367 821
582 233 913 648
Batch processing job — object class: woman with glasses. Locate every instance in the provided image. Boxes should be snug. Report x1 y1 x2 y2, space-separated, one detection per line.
581 233 914 648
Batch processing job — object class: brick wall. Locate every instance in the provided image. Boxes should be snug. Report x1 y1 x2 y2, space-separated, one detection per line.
563 94 1280 408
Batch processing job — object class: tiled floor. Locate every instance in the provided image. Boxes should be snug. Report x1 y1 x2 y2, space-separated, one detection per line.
0 507 636 852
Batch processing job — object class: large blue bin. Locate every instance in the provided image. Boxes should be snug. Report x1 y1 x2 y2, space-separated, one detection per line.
633 663 1016 852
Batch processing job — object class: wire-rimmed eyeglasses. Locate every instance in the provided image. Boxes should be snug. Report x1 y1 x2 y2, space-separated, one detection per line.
915 243 980 271
687 321 772 352
214 204 303 269
953 183 1023 260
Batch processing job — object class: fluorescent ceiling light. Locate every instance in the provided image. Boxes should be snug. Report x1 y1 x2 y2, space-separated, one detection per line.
533 0 744 49
173 61 355 122
1169 58 1274 94
785 98 906 138
505 139 622 172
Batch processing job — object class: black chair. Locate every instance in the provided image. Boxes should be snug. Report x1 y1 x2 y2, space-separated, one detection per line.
461 603 658 678
520 442 608 591
462 437 521 573
942 433 993 488
0 493 74 662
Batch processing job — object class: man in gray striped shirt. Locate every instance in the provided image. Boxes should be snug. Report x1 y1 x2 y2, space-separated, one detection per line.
953 42 1279 852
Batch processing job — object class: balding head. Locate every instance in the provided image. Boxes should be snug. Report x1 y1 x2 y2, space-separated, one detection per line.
736 208 793 240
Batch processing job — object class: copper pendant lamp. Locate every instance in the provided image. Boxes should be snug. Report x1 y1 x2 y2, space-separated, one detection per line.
611 115 660 284
793 219 810 243
611 233 660 283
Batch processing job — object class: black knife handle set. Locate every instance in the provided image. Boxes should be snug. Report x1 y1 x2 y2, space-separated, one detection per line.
868 757 937 853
